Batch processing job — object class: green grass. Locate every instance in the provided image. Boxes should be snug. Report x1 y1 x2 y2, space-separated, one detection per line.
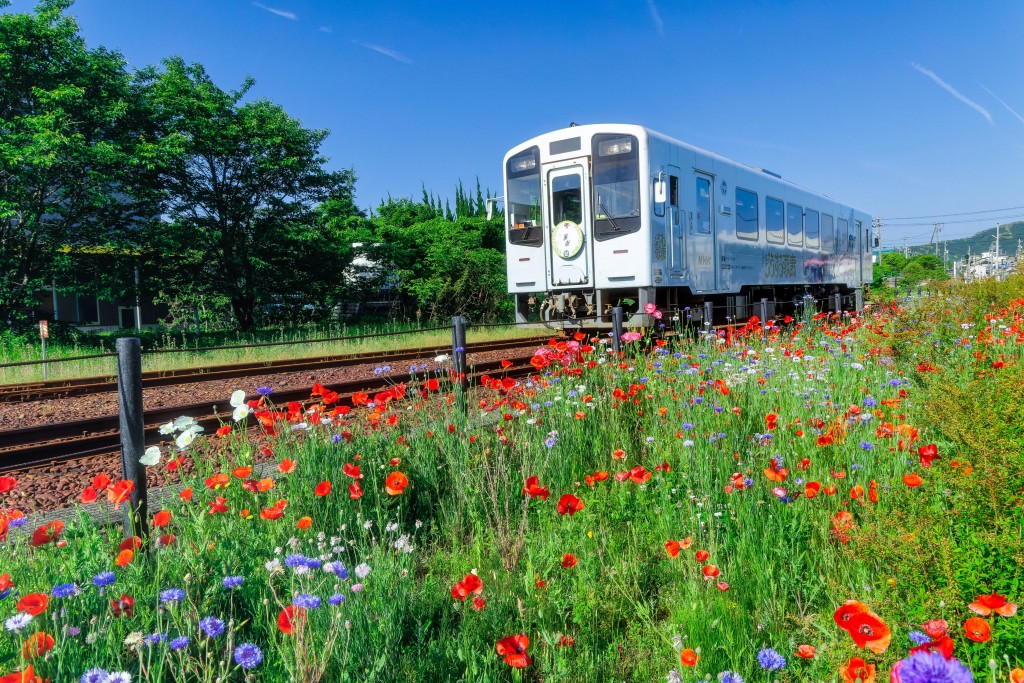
0 286 1021 681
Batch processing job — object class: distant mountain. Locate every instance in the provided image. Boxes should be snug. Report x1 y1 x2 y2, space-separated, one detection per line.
903 221 1024 262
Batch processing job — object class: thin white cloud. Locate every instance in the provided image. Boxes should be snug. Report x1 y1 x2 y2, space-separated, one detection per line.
978 83 1024 127
253 2 297 20
647 0 664 36
911 62 992 125
354 40 412 64
319 26 333 33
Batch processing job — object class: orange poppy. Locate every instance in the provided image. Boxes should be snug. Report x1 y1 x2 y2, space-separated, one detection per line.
847 612 891 653
296 516 312 530
386 472 409 495
278 459 296 474
21 632 54 659
495 634 531 668
795 644 816 659
277 605 305 634
107 480 135 507
680 648 699 666
702 564 720 578
232 466 252 479
1010 668 1024 683
963 617 991 642
81 486 98 503
840 657 876 683
665 540 681 558
256 478 275 492
152 510 172 527
115 549 134 566
315 481 332 497
0 665 36 683
612 448 626 460
31 520 64 546
680 537 693 549
561 553 578 569
695 550 709 562
205 473 230 490
16 593 48 616
522 476 550 500
180 488 194 502
969 593 1018 617
849 485 864 500
902 473 924 487
557 494 584 516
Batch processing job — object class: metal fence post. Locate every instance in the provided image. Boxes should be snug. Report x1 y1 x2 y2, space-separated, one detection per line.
116 338 147 541
703 301 713 332
451 316 468 399
760 298 769 337
611 307 624 354
833 293 842 315
802 293 815 323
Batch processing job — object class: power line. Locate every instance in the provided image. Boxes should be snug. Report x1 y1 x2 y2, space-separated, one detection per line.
878 213 1024 228
880 204 1024 221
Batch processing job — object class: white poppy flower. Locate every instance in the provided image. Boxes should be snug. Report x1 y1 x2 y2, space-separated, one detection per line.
434 354 449 363
175 429 196 450
173 416 197 430
232 404 250 422
229 390 246 408
140 446 161 466
158 421 176 435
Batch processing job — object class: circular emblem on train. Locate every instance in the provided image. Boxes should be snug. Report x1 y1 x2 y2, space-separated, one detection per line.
720 180 728 196
552 220 584 259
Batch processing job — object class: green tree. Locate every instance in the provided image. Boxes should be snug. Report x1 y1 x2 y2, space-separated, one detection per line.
0 0 164 327
138 58 359 330
872 251 907 289
899 254 949 290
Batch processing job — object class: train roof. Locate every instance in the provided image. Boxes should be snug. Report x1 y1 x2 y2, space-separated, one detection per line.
505 124 871 217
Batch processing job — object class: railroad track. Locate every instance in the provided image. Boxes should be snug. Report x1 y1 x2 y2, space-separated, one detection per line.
0 335 552 404
0 357 538 472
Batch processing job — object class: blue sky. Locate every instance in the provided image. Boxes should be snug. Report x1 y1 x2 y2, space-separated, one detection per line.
7 0 1024 248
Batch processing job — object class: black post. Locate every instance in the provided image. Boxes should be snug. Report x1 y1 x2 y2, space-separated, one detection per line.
116 338 147 541
760 298 769 337
452 316 469 396
802 293 815 322
611 307 624 354
834 293 843 316
703 301 713 332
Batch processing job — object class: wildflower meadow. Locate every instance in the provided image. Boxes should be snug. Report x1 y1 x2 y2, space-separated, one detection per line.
1 277 1023 682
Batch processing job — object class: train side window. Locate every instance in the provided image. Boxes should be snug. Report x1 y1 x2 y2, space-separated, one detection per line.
786 203 803 246
846 218 856 252
670 175 679 225
822 213 834 253
805 209 820 249
735 187 758 241
695 177 711 234
766 196 784 244
860 221 869 252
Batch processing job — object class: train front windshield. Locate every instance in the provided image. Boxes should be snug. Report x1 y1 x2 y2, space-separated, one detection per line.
592 134 641 239
507 146 542 246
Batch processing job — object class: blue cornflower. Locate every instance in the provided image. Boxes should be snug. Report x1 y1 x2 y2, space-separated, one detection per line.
860 441 874 451
8 517 26 528
331 434 343 444
80 669 109 683
144 632 167 646
285 554 309 568
234 643 263 669
256 386 273 396
544 436 557 449
222 576 244 589
757 648 786 670
169 636 190 650
329 593 345 606
52 582 79 598
888 379 902 387
92 571 116 588
744 477 754 487
909 630 932 645
303 557 323 570
293 594 321 609
199 617 225 638
160 588 185 604
720 673 745 683
893 651 973 683
863 397 877 407
325 561 349 579
681 423 694 430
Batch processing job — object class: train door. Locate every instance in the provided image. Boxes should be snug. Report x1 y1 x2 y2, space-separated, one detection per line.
668 167 683 276
545 161 592 288
687 172 717 291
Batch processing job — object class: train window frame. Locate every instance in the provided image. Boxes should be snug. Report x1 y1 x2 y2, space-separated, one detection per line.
735 187 758 241
765 196 784 244
786 202 803 246
694 176 712 234
805 208 820 249
506 146 543 247
592 133 641 241
846 218 856 253
822 213 835 254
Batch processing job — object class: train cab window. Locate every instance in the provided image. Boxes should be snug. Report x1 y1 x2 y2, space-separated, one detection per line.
551 174 583 225
766 197 784 244
805 209 820 249
735 188 758 241
822 213 835 253
506 146 542 246
592 134 641 240
787 203 803 246
845 218 856 253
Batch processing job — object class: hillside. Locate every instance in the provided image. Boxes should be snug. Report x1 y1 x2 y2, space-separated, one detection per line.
904 221 1024 261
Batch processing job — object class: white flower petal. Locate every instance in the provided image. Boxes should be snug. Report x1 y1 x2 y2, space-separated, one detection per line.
229 390 246 408
140 446 161 466
158 421 176 435
232 404 250 422
175 430 196 450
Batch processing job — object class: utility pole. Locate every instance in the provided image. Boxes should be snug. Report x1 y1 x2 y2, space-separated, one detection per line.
903 236 909 258
872 217 883 262
995 224 1001 281
932 222 941 257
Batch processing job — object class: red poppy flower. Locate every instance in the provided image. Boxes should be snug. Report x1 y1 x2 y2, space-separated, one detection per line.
795 644 816 659
849 485 864 500
834 601 870 629
205 473 230 490
847 611 891 653
342 463 362 479
495 634 531 668
107 480 135 506
157 534 176 547
216 425 231 436
115 549 134 567
119 536 142 551
0 476 16 493
695 550 709 562
917 443 939 467
16 593 48 616
208 496 229 514
765 414 778 430
561 553 578 569
910 636 954 660
278 605 305 634
315 481 332 497
352 391 369 405
386 472 409 495
452 573 484 600
922 619 948 639
31 520 64 546
964 616 991 642
278 459 296 474
180 488 194 502
472 595 486 611
0 574 12 592
680 648 699 666
81 486 98 503
21 632 54 659
522 476 550 500
902 473 924 487
349 481 364 499
110 594 134 617
840 657 876 683
557 494 584 516
261 505 284 520
702 564 720 578
716 581 730 591
665 540 681 558
232 466 252 479
612 448 626 460
628 465 651 484
969 593 1018 617
152 510 172 527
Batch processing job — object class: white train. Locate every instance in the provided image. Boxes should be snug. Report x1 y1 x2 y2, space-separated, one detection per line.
502 124 873 326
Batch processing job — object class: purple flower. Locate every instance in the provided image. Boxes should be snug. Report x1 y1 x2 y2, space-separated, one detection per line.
80 670 109 683
160 588 185 604
256 386 273 396
9 517 26 528
892 652 974 683
222 576 244 589
332 434 343 444
329 593 345 606
293 594 321 610
199 617 225 638
234 643 263 669
169 636 190 650
720 673 745 683
92 571 116 588
909 630 932 645
757 648 786 670
52 582 79 598
144 632 167 646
